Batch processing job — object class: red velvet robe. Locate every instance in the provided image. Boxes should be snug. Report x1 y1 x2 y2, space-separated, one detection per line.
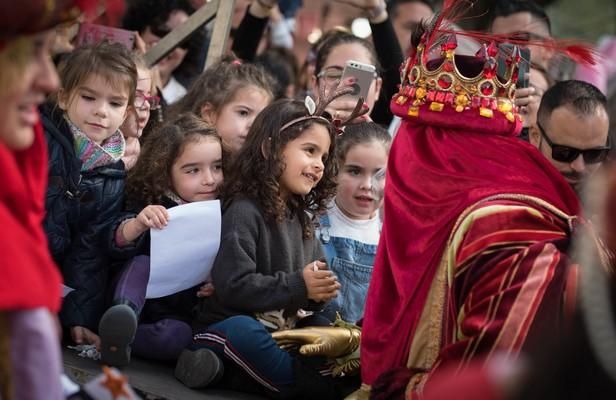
0 122 62 311
359 99 580 398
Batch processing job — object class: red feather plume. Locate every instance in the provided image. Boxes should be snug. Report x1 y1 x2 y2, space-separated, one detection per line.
421 0 600 67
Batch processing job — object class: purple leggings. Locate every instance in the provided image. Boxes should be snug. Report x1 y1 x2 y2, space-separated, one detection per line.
132 319 193 361
113 256 193 360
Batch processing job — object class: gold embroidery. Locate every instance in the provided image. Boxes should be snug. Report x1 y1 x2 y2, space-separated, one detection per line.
405 194 576 377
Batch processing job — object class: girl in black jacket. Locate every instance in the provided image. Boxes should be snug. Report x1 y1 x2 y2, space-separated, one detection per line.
42 42 137 348
100 113 224 366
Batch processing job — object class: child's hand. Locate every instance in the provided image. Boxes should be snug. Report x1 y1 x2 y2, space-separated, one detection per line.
136 205 169 230
302 260 341 302
70 326 101 350
197 282 215 297
119 205 170 243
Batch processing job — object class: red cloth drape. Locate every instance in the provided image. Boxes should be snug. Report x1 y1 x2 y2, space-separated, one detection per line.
0 122 62 311
360 100 580 385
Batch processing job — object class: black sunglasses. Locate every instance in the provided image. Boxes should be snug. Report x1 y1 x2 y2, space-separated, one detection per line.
536 122 611 164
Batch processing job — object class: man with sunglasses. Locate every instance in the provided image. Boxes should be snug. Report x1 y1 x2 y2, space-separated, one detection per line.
530 80 610 193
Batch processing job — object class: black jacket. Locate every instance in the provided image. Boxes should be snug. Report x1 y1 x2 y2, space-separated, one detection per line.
41 103 126 331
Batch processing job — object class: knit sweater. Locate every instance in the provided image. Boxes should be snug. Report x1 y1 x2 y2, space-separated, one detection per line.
194 198 324 329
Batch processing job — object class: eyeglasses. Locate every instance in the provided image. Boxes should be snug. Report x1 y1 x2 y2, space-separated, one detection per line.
317 65 378 86
134 91 161 111
317 66 344 84
537 122 610 164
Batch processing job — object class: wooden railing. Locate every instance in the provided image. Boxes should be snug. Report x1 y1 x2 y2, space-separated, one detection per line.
144 0 236 70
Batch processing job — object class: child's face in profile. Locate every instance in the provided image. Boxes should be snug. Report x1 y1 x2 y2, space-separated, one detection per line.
171 137 223 202
336 140 388 220
201 84 271 154
59 73 129 144
121 67 153 139
279 123 331 198
0 31 58 150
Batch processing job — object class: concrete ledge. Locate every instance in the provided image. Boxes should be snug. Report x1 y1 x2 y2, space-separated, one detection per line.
63 348 266 400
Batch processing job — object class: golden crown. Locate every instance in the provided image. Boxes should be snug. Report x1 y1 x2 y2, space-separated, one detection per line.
393 33 523 123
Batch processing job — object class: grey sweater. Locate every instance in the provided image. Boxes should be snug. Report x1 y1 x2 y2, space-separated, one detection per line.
194 198 324 328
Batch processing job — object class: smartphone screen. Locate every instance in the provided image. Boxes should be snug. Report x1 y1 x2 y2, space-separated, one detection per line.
517 47 531 89
497 43 530 89
340 60 376 100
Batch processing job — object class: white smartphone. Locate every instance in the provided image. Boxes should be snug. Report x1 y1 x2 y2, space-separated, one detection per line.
340 60 377 100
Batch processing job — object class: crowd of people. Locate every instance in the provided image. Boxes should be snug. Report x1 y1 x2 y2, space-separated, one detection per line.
1 0 615 399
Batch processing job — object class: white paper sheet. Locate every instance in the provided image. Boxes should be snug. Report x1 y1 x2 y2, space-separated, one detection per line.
147 200 221 299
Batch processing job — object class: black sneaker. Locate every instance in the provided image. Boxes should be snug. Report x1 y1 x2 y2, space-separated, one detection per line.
175 348 224 388
98 304 138 367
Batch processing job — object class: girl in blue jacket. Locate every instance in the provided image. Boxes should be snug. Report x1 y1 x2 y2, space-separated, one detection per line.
42 41 137 348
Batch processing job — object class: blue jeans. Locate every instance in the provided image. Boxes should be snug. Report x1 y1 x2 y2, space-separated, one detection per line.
319 215 377 323
192 315 341 398
193 316 293 393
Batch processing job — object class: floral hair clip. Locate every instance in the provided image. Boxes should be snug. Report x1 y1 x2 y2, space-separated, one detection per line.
279 80 369 135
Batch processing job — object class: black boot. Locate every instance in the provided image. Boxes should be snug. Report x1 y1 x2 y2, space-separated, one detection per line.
98 302 138 367
175 348 224 388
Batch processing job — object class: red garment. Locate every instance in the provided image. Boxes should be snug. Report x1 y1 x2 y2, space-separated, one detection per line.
0 122 62 311
420 359 505 400
0 0 97 41
360 99 580 387
410 199 575 397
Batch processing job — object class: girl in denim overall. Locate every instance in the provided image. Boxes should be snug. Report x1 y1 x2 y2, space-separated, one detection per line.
318 122 391 324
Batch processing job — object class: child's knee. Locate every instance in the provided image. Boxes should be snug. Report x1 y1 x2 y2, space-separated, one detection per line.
134 319 192 359
220 316 267 341
154 319 192 342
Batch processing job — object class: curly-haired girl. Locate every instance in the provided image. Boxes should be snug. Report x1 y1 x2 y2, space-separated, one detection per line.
98 113 223 366
175 98 348 398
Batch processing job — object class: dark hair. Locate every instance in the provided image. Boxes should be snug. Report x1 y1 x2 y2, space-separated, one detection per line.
296 27 350 93
314 30 381 78
57 41 137 107
222 99 338 239
387 0 435 15
608 93 616 159
537 80 607 125
126 113 222 207
492 0 551 34
166 57 275 119
122 0 194 35
254 47 299 99
338 122 391 161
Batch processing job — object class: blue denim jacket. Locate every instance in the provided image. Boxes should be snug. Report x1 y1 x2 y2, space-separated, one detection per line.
318 213 377 324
